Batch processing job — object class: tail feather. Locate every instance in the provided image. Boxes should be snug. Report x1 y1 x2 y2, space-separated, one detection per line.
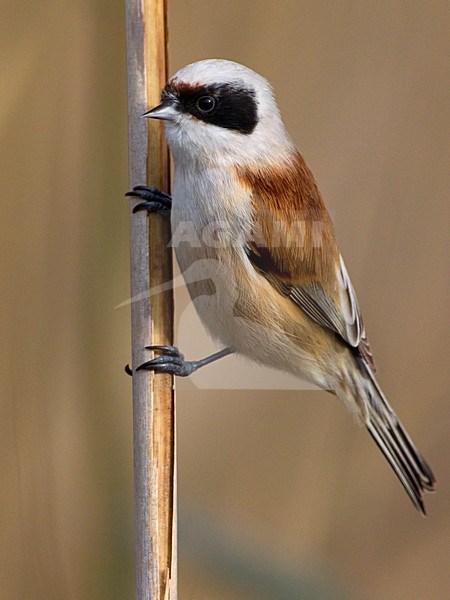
390 415 435 491
366 418 427 513
346 361 435 514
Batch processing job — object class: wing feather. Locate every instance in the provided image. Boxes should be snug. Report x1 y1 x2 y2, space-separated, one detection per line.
239 153 376 371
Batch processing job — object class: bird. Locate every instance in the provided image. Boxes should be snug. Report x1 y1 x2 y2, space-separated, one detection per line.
126 59 435 514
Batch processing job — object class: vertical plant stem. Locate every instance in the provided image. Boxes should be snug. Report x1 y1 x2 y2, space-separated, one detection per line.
125 1 176 598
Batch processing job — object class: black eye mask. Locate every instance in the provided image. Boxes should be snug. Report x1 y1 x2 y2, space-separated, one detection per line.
163 82 258 134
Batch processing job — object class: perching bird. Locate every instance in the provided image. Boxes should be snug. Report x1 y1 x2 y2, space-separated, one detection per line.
127 59 435 513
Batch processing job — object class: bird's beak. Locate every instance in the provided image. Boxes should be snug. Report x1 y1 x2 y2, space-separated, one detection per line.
142 101 178 121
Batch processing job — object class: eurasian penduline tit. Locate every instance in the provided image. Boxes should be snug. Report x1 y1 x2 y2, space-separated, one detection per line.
127 59 435 514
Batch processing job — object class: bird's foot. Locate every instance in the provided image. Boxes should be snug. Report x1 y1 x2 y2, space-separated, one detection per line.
125 186 172 213
135 345 195 377
125 346 232 377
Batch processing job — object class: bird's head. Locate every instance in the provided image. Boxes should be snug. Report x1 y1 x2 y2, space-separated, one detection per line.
144 59 294 168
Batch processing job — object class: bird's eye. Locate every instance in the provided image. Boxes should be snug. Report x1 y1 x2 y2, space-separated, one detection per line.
196 96 216 113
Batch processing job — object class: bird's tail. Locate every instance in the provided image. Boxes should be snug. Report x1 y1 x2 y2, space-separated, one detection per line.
341 360 435 514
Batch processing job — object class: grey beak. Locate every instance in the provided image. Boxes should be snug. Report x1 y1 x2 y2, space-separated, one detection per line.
142 101 178 121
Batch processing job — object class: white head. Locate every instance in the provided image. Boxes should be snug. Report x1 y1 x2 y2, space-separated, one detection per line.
145 59 295 168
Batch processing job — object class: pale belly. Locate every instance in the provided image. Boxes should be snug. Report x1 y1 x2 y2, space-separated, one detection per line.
169 169 339 390
172 223 337 389
172 225 245 348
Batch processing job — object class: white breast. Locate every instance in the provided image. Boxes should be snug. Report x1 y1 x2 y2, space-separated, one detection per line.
171 163 252 239
170 163 254 347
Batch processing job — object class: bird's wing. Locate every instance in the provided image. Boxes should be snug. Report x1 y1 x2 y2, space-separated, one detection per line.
237 152 376 371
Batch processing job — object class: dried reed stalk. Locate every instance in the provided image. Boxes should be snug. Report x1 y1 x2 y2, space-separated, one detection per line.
125 1 176 598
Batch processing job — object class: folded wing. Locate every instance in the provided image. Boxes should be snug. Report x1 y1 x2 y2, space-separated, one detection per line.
238 152 375 370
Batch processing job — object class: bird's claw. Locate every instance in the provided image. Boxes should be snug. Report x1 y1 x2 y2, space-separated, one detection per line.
135 345 194 377
145 344 181 356
125 186 172 213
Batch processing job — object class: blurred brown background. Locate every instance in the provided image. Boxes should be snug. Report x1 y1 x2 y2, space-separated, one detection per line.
1 1 449 599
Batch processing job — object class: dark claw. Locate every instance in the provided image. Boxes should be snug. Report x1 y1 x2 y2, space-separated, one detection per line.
136 345 193 376
145 345 181 356
126 186 172 213
132 200 169 214
131 186 171 200
136 358 190 376
125 364 133 376
145 355 182 366
137 357 174 369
